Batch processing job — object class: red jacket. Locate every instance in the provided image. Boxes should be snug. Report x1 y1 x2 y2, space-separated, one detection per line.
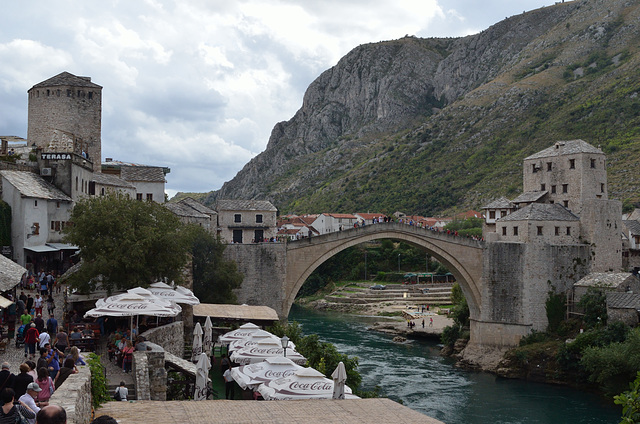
24 327 39 344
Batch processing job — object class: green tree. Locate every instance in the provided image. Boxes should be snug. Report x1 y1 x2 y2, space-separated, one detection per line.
186 225 243 304
64 194 189 293
546 290 565 333
615 371 640 424
578 286 608 328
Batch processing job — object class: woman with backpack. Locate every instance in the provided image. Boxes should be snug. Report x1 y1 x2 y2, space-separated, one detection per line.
0 387 35 424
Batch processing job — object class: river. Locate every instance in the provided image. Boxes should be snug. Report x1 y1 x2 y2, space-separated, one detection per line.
289 305 621 424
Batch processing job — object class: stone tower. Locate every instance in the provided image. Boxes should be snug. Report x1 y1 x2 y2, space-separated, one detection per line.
27 72 102 172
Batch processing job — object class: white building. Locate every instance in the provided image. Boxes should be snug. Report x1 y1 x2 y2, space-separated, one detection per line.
101 159 169 203
216 199 277 243
0 170 75 270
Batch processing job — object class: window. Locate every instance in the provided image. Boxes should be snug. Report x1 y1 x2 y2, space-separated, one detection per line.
254 230 264 242
537 226 543 236
532 164 538 173
256 214 263 223
101 188 105 196
234 214 242 223
51 221 55 230
541 184 546 191
500 211 507 218
555 227 559 236
591 158 596 168
136 193 143 201
562 184 568 193
551 185 556 194
54 221 61 232
601 183 605 193
513 226 518 236
34 200 38 207
232 230 243 243
56 201 60 208
146 193 153 202
75 176 78 191
67 89 72 97
569 159 575 169
502 227 507 236
563 200 569 208
547 162 552 171
46 89 50 96
88 92 93 99
566 227 571 236
489 211 496 219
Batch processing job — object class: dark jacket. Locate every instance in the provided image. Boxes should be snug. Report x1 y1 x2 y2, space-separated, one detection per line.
12 373 34 399
0 370 14 392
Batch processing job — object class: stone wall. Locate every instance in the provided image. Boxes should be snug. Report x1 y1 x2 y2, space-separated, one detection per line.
142 321 184 357
132 352 151 400
48 366 92 424
224 243 288 317
145 342 167 401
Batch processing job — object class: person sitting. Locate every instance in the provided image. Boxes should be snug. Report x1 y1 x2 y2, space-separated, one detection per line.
0 388 35 423
134 336 149 351
66 346 86 366
69 328 82 341
81 327 94 338
114 381 128 402
53 359 77 389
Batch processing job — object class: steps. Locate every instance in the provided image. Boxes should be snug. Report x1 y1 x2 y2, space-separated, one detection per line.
328 283 454 305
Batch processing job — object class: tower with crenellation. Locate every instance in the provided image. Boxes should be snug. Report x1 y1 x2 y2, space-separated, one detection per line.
27 71 102 172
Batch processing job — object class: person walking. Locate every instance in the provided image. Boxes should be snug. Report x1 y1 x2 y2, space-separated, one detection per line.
223 367 234 399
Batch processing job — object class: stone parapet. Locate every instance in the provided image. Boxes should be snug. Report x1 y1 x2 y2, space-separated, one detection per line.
133 352 151 400
48 365 92 424
142 321 184 357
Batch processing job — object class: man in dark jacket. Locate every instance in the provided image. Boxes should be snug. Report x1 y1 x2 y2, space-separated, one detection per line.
0 362 15 392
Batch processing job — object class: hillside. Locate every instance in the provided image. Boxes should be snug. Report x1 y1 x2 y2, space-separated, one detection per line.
185 0 640 216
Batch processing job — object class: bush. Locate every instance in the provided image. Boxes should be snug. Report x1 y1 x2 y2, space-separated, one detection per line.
441 324 460 347
546 291 565 333
519 330 551 347
615 371 640 424
578 287 608 328
86 353 110 408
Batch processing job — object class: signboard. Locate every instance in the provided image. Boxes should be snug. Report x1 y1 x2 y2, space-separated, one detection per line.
41 153 72 160
1 245 12 258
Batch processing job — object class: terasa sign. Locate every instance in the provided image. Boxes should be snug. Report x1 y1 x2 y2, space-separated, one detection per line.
41 153 72 160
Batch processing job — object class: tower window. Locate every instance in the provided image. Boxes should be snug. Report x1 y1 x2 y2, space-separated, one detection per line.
541 184 546 191
56 90 60 97
46 90 50 96
67 90 72 97
502 227 507 236
537 226 543 236
88 92 93 99
555 226 559 236
547 162 552 171
591 158 596 168
562 184 568 193
551 185 556 194
513 226 519 236
601 183 605 193
569 159 575 169
566 227 571 236
563 200 569 208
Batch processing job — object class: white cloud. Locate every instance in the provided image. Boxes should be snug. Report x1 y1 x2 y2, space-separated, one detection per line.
0 0 555 195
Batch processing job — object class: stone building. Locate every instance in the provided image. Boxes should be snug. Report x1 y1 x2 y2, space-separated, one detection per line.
165 197 217 232
101 159 169 203
215 199 277 243
28 72 102 172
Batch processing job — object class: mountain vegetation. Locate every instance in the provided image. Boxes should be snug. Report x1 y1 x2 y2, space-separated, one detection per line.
177 0 640 216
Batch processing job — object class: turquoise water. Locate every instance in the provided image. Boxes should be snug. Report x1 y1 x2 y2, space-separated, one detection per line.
289 305 621 424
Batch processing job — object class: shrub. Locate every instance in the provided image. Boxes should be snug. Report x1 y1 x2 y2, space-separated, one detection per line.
545 291 565 333
86 353 110 408
615 371 640 424
578 287 608 328
519 330 550 347
441 324 460 347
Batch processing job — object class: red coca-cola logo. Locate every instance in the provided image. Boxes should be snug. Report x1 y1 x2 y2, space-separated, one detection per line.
248 348 281 354
264 369 296 378
105 303 148 310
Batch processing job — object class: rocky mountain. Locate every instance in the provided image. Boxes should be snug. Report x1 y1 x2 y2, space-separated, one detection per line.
195 0 640 216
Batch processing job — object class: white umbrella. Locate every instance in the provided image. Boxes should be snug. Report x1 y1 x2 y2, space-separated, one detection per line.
228 330 281 352
331 361 347 399
127 287 182 315
257 367 358 400
218 322 261 344
194 352 211 401
203 316 213 357
192 322 203 362
230 356 302 391
148 281 200 305
230 339 307 365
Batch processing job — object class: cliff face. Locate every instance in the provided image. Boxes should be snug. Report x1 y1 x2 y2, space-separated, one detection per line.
202 0 640 215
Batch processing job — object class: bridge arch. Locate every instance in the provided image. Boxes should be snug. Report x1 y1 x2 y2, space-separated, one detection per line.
284 223 484 320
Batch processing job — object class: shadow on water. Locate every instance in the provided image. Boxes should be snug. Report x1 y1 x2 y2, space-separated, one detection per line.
289 304 621 424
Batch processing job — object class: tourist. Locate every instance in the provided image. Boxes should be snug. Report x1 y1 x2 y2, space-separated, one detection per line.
20 310 33 327
53 359 77 389
114 381 128 402
46 315 58 336
67 346 86 366
13 364 34 399
0 388 35 423
422 319 425 328
25 362 38 383
36 349 48 372
34 295 43 317
121 341 134 373
26 295 34 315
134 336 149 352
0 363 15 392
33 314 45 333
220 354 230 373
44 344 61 381
24 323 40 360
429 318 433 327
19 382 45 424
35 405 66 424
35 368 54 403
46 296 55 316
54 330 68 353
38 329 51 350
69 328 82 341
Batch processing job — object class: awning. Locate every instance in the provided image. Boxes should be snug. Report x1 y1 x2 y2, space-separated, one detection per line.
193 304 279 322
24 245 58 253
46 243 79 250
0 295 14 309
0 255 27 292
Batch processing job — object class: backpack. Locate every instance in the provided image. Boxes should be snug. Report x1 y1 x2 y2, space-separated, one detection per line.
113 387 121 401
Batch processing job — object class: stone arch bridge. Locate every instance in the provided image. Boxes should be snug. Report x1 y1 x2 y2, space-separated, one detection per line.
223 222 586 360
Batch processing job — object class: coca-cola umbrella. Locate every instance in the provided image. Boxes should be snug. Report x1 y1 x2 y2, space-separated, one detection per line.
230 338 307 365
202 316 213 357
218 322 261 344
126 287 182 316
230 356 302 391
257 367 359 400
194 352 211 401
192 322 203 362
148 281 200 305
228 330 295 353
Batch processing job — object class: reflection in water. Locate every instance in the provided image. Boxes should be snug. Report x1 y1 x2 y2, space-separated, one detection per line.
289 305 620 424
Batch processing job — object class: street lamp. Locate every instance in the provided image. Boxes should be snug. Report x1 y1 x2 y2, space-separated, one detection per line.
281 335 289 357
398 254 401 272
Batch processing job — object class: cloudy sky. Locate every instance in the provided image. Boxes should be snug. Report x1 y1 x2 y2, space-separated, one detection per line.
0 0 555 198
